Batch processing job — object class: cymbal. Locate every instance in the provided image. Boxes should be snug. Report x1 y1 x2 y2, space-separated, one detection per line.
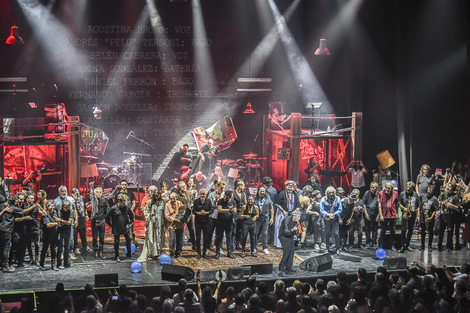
123 158 137 163
96 162 112 168
249 164 263 169
221 159 236 165
80 155 99 160
243 153 258 159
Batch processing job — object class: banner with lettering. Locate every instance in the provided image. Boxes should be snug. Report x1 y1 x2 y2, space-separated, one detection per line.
193 116 237 152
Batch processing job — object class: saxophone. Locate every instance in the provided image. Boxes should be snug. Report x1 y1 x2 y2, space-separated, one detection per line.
424 212 430 234
403 199 412 220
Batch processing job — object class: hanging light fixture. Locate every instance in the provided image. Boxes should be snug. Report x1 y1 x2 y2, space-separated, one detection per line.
243 102 255 114
314 37 330 55
243 55 255 114
6 26 24 45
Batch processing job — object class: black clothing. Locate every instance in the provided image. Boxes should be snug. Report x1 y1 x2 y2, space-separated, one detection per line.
106 204 135 235
106 204 134 257
39 210 58 268
276 190 300 215
419 193 438 248
115 189 136 207
278 215 298 272
215 198 235 253
399 191 418 248
193 198 213 255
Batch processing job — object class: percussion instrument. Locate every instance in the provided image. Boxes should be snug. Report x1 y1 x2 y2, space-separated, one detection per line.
103 174 121 189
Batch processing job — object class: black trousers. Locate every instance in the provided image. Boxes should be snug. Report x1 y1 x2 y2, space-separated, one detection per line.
447 218 461 249
379 218 396 249
231 219 243 251
364 215 378 246
215 222 233 252
255 220 270 250
185 216 196 246
207 217 217 249
114 232 132 258
348 216 363 246
57 228 71 267
74 226 89 250
420 220 434 247
437 217 448 249
169 228 184 256
241 222 256 252
401 212 416 247
9 229 26 266
91 220 105 251
279 236 295 271
0 231 12 267
194 220 210 255
40 228 57 267
25 228 40 261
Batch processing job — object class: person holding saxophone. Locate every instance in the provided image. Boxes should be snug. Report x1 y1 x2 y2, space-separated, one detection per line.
418 185 438 251
398 182 419 253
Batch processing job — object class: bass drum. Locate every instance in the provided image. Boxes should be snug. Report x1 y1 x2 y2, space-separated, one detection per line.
103 174 121 189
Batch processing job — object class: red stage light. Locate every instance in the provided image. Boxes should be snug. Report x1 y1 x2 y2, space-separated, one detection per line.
6 25 24 45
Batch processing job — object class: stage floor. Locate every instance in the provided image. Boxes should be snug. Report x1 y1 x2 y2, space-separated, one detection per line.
2 236 470 293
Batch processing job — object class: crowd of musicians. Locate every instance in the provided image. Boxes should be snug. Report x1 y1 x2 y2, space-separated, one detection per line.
1 160 470 275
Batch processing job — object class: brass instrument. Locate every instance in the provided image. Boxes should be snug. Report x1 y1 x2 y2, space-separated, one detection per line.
403 200 412 220
424 212 430 234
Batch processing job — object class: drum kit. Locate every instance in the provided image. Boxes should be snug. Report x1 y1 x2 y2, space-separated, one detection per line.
81 152 150 189
220 153 265 187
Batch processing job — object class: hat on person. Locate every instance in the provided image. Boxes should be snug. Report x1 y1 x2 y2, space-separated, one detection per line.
72 188 80 195
312 190 321 197
285 181 296 188
336 187 344 193
349 193 358 200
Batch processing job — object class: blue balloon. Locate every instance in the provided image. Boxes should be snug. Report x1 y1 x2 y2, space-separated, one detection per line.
125 243 136 255
131 261 142 273
159 253 171 265
376 248 386 260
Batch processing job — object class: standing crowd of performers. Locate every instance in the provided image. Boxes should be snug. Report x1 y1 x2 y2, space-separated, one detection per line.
1 161 470 275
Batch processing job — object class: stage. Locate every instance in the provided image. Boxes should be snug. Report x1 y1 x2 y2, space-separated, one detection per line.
2 235 469 293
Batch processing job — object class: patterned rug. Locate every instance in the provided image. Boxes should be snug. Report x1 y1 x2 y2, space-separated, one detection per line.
171 246 304 271
82 220 304 271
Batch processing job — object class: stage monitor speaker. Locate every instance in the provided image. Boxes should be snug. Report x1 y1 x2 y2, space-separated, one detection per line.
250 263 273 275
161 264 195 282
227 266 251 280
383 256 407 270
299 253 333 272
94 273 119 287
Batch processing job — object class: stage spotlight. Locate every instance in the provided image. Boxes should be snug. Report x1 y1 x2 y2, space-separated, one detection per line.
314 38 330 55
6 26 24 45
243 102 255 114
93 107 102 120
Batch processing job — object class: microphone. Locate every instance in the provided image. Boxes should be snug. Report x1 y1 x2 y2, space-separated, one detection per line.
126 131 133 140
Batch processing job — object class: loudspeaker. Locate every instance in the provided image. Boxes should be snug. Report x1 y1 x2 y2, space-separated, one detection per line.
227 266 251 280
94 273 119 287
250 263 273 275
299 253 333 272
161 264 195 281
383 256 407 270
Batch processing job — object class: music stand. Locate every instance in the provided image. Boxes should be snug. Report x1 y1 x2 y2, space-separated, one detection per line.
305 102 322 134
